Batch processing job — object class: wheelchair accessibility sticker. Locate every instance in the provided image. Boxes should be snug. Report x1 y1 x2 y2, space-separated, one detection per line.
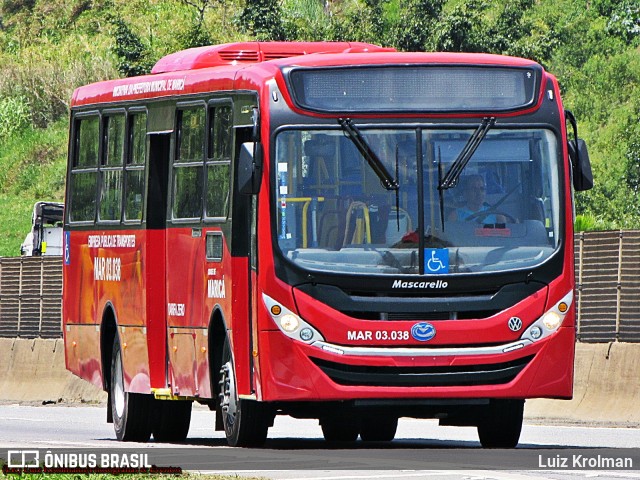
425 248 449 274
64 231 71 265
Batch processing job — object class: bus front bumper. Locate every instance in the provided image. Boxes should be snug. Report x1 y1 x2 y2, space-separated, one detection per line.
257 325 574 402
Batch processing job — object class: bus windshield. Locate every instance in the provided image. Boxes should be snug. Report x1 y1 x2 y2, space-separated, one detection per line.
275 127 560 275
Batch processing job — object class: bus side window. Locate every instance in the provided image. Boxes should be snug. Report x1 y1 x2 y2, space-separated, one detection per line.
99 114 125 222
124 112 147 222
173 107 205 220
69 115 99 223
205 104 232 220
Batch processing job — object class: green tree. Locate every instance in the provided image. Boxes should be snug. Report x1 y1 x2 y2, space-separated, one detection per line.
606 0 640 45
179 0 217 48
239 0 286 40
281 0 330 41
327 0 389 44
392 0 445 52
431 0 487 52
111 17 153 77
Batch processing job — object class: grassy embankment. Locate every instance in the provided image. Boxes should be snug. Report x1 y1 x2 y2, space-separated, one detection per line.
0 121 67 256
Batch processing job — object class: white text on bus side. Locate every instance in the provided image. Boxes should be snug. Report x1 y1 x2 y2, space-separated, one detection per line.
93 256 121 282
208 276 226 299
88 234 136 248
168 303 185 317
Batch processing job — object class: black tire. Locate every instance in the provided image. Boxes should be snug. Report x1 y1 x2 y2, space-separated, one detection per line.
152 400 192 442
477 399 524 448
110 338 152 442
219 338 269 447
360 415 398 442
321 417 360 442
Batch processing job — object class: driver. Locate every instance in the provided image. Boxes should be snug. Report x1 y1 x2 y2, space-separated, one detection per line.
448 174 506 223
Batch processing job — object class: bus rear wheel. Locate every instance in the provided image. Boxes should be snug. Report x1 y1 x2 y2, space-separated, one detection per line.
477 399 524 448
219 339 269 447
152 400 192 442
110 338 152 442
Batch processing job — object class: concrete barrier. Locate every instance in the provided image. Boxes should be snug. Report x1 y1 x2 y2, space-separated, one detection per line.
0 338 638 426
0 338 106 404
526 342 640 424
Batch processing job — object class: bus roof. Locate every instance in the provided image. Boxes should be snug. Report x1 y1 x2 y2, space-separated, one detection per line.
150 41 393 73
71 42 543 108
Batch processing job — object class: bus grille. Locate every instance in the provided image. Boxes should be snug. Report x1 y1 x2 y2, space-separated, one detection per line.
343 310 500 320
310 355 534 387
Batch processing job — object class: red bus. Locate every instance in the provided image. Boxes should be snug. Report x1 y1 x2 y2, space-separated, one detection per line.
63 41 593 448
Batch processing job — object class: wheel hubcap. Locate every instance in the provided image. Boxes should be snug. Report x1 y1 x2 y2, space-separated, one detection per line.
219 361 237 428
113 352 125 418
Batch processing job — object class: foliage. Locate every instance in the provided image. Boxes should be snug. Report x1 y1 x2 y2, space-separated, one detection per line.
0 95 30 138
177 0 217 48
238 0 286 40
111 17 154 77
0 469 265 480
0 120 67 199
606 0 640 44
392 0 445 51
574 215 597 233
0 193 36 257
280 0 331 40
0 120 67 256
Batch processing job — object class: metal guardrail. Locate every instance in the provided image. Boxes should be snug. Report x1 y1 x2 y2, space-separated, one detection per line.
575 230 640 343
0 256 62 338
1 230 640 342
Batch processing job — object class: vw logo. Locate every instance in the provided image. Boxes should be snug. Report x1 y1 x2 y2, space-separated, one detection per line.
508 317 523 332
411 322 436 342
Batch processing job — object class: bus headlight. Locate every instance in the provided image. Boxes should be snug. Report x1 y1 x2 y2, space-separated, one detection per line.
280 313 299 332
530 326 542 340
263 293 325 344
300 328 313 341
521 291 573 343
542 311 562 330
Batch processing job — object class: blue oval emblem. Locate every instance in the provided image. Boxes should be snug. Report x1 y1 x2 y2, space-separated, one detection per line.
411 322 436 342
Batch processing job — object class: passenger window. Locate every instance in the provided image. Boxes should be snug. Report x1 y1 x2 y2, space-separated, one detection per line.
70 116 99 223
179 108 205 161
124 112 147 222
105 115 125 166
99 114 125 222
206 104 232 219
173 107 205 219
76 117 99 168
174 166 203 218
70 171 98 222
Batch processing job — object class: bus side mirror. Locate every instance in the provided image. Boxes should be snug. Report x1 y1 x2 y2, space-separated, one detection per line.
568 139 593 191
238 142 263 195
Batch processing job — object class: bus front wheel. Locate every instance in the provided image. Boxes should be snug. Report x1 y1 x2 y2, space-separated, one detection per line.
219 338 269 447
477 399 524 448
360 415 398 442
110 338 152 442
152 400 192 442
321 416 360 442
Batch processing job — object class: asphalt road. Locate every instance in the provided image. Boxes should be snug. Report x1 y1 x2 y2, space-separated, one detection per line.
1 404 639 480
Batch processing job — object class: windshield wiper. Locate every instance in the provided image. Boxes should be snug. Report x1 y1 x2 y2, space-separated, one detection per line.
438 117 496 191
338 118 399 191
